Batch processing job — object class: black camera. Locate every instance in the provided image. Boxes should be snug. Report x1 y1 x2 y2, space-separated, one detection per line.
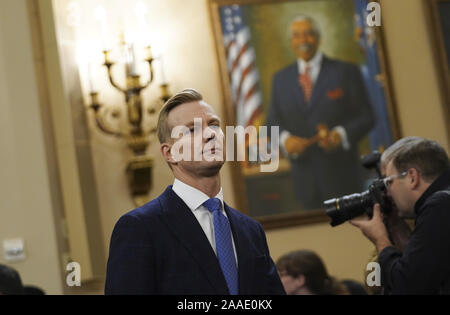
324 151 391 227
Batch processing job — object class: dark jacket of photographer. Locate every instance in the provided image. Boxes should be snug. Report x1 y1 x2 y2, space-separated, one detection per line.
378 169 450 294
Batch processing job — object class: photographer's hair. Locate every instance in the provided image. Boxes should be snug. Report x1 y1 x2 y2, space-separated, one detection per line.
381 137 450 182
156 88 203 144
289 15 321 39
276 250 348 295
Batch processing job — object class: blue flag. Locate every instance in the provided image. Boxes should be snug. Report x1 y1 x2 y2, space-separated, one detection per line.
354 0 393 152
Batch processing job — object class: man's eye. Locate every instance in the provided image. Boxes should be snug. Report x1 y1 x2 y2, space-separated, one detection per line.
183 128 194 135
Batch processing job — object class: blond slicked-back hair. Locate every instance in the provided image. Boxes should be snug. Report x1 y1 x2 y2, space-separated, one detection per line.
156 88 203 144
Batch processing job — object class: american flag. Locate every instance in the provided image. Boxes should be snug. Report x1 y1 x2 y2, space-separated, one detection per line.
219 5 263 127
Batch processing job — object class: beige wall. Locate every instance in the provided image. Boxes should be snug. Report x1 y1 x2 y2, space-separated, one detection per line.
1 0 448 294
380 0 449 149
0 0 63 294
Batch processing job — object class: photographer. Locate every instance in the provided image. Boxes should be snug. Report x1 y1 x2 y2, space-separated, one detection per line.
350 137 450 294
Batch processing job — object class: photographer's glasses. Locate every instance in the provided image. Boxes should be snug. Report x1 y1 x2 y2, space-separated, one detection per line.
382 170 408 189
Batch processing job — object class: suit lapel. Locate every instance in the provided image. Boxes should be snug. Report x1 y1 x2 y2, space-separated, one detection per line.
224 203 254 294
285 63 308 112
307 56 331 111
159 186 229 294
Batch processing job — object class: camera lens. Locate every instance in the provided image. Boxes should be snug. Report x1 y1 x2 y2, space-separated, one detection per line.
324 191 373 227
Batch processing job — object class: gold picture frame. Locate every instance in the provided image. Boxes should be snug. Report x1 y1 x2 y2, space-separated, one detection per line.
426 0 450 140
209 0 400 229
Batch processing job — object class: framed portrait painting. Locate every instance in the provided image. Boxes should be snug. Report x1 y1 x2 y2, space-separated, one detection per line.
209 0 400 229
426 0 450 138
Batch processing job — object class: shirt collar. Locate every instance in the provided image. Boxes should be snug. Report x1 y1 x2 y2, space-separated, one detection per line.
297 51 323 74
172 178 224 212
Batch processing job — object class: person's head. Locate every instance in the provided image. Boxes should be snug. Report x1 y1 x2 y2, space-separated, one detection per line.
157 88 225 179
381 137 449 218
289 15 321 62
341 279 368 295
23 285 45 295
276 250 347 295
0 264 24 295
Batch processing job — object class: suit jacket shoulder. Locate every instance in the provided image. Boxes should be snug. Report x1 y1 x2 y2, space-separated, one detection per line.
273 61 297 82
121 194 163 221
322 56 361 76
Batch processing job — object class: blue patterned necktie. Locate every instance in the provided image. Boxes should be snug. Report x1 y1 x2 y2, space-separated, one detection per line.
203 198 239 295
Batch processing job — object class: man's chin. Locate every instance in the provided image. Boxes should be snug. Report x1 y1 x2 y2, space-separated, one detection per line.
299 53 314 61
198 160 225 177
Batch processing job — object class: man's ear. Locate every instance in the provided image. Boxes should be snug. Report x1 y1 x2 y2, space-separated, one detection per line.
161 142 175 165
294 274 306 289
409 168 421 189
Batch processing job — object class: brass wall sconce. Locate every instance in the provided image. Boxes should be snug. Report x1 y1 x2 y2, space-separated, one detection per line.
88 41 170 206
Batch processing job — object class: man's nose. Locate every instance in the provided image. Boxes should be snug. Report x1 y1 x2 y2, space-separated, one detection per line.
297 33 307 42
203 126 217 142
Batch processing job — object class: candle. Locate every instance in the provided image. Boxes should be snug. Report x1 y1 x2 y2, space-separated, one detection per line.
124 44 132 75
124 43 138 77
130 44 138 76
87 61 96 92
159 55 167 84
95 6 109 51
75 41 96 93
136 0 150 46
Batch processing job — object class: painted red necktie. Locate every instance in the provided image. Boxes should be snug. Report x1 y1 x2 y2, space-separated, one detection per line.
298 65 313 102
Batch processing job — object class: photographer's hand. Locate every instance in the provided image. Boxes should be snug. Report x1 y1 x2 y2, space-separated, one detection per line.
350 204 392 253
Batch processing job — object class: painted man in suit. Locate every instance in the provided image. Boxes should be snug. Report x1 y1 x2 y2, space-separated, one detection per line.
267 15 375 210
105 88 285 295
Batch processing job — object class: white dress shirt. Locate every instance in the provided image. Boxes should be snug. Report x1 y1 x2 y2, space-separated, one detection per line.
172 178 238 265
280 52 350 154
297 51 323 85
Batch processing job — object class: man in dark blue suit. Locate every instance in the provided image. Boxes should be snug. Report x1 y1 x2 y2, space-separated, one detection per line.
267 15 375 210
105 89 285 295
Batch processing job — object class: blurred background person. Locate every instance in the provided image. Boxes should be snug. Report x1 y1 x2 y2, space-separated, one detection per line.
23 285 45 295
276 250 348 295
341 279 368 295
0 264 24 295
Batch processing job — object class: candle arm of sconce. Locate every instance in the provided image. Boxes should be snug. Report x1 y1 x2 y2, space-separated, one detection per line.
140 58 155 89
104 63 127 93
89 94 124 137
93 114 124 137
